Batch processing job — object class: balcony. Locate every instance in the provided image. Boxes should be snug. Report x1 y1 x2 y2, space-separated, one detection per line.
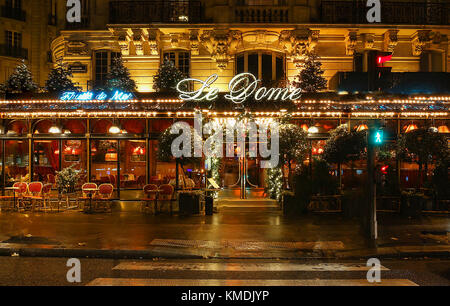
1 6 26 22
321 1 449 25
235 5 289 23
0 45 28 60
109 1 203 24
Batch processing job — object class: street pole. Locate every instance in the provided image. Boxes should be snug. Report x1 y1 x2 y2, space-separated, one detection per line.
367 128 378 240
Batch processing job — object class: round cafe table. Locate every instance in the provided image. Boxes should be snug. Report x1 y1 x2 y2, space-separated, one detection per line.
4 186 20 210
83 188 98 214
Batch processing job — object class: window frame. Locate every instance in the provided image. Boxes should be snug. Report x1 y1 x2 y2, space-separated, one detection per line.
162 50 191 77
93 50 121 88
235 50 286 82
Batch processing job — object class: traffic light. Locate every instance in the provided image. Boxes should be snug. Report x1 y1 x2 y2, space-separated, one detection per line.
370 129 384 146
380 165 389 175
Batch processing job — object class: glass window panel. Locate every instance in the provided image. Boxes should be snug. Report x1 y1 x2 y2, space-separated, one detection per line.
90 139 118 197
261 53 272 83
5 140 28 185
61 140 87 187
119 140 146 190
33 140 59 182
248 53 258 78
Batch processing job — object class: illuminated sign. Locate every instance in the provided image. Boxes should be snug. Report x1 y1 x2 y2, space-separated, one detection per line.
60 91 133 101
176 73 302 104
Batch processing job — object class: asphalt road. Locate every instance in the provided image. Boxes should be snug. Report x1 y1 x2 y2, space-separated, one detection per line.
0 257 448 286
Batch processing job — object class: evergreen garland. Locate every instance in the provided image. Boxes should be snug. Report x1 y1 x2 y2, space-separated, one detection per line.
106 57 137 92
266 167 283 202
292 52 327 93
153 58 186 92
5 60 38 93
45 60 80 94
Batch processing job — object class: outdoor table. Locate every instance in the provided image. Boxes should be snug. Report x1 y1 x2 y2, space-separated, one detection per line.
4 187 19 210
83 188 98 214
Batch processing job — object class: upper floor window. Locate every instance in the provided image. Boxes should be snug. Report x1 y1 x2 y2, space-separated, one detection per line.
5 30 22 49
236 51 285 85
94 50 121 88
421 51 444 73
163 51 190 76
5 0 21 9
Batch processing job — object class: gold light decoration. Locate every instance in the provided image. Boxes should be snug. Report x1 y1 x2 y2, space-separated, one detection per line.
356 123 368 132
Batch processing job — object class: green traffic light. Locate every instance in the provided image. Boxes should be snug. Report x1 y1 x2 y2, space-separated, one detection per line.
374 130 383 144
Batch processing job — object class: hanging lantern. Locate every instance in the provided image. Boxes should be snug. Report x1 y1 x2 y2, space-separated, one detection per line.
405 123 418 133
438 125 450 133
49 124 62 134
356 123 368 132
108 124 121 134
300 124 309 132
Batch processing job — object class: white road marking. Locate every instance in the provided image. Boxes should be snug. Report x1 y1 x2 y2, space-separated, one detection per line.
87 278 417 286
113 262 390 272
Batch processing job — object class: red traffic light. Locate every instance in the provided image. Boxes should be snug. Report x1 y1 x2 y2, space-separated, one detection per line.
381 165 389 175
376 52 392 66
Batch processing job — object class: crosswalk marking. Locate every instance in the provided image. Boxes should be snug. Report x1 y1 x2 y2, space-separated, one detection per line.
87 278 417 286
113 262 390 272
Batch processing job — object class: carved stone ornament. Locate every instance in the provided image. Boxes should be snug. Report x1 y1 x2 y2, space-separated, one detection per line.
132 29 145 56
279 28 319 68
146 29 159 56
116 31 131 56
200 30 242 70
345 31 358 56
411 30 431 56
189 29 200 56
362 33 375 49
383 30 398 53
66 40 89 56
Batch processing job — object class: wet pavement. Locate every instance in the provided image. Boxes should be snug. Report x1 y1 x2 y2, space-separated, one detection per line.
0 207 448 259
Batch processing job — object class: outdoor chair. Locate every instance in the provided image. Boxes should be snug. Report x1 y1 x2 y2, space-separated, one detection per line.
14 182 28 211
26 182 43 211
141 184 158 214
41 184 53 211
79 183 98 211
137 175 146 188
46 174 56 188
95 183 114 212
158 184 175 215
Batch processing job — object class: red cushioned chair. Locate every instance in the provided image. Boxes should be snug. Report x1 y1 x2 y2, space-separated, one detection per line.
141 184 158 214
158 184 175 215
26 182 43 211
95 183 114 212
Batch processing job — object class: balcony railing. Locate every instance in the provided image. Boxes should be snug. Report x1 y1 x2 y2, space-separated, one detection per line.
235 6 289 23
1 6 26 21
109 1 203 24
0 45 28 60
321 1 449 25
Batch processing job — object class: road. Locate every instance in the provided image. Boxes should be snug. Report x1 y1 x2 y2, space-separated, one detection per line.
0 257 448 287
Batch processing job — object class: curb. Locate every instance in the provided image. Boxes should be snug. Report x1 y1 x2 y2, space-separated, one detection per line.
0 245 448 260
0 247 204 260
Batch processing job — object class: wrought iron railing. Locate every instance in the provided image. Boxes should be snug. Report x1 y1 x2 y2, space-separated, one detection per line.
1 5 26 21
321 1 449 25
109 1 203 24
0 44 28 59
235 5 289 23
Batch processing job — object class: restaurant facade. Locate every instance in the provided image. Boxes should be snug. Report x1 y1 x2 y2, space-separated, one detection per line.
0 0 449 201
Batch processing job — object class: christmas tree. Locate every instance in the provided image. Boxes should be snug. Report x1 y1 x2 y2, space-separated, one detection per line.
45 59 80 94
106 57 137 92
292 52 327 93
153 58 186 92
5 60 38 93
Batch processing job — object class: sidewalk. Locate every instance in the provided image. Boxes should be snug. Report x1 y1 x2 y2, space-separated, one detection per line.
0 208 448 260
